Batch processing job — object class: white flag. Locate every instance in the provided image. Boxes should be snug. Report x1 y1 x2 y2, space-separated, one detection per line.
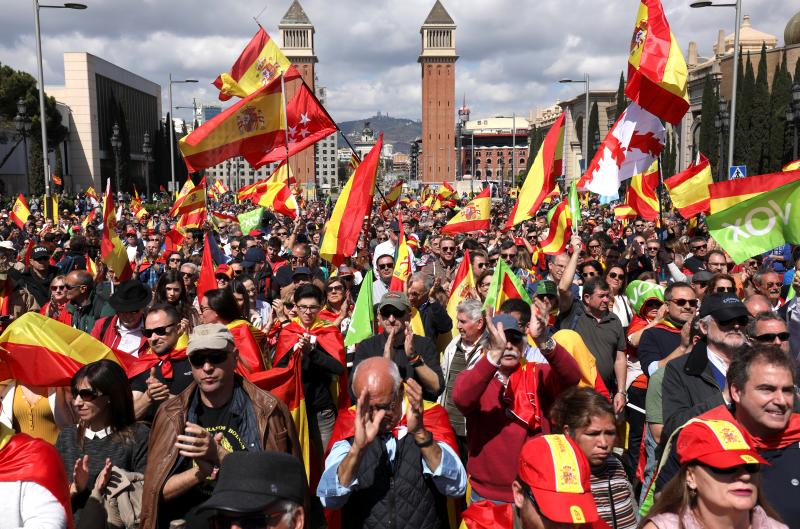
578 102 665 197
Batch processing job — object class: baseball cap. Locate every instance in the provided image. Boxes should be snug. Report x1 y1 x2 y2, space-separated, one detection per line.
491 313 523 338
676 417 768 469
535 280 557 297
378 291 410 312
31 246 50 260
126 228 137 235
215 264 233 278
241 247 266 268
188 323 235 356
517 435 599 525
291 266 312 279
698 292 748 321
692 270 714 283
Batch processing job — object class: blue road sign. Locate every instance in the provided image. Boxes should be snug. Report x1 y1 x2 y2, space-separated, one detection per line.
729 165 747 180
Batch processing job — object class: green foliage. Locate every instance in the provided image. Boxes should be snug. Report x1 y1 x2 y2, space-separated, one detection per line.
698 74 720 176
733 51 755 168
768 51 792 171
747 44 771 173
587 101 600 163
526 125 545 171
615 71 627 120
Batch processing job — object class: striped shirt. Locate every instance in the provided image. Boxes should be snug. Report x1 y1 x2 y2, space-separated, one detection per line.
591 456 638 529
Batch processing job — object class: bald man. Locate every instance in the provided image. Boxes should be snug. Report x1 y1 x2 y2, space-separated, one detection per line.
64 270 114 332
318 357 466 529
744 294 773 318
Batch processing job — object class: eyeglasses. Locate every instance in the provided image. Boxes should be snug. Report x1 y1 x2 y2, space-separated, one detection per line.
607 272 623 279
142 323 177 338
643 300 663 310
500 252 516 259
647 246 660 251
536 294 557 301
582 271 598 278
691 244 708 251
290 256 308 262
701 463 761 476
714 286 736 293
283 302 295 310
230 245 240 250
276 231 287 236
377 263 394 270
296 304 320 313
716 316 749 328
380 306 406 319
181 272 195 279
754 332 790 343
169 257 181 263
50 285 66 291
328 284 345 292
694 281 708 288
65 284 82 290
189 350 230 368
441 246 455 253
212 512 286 529
669 298 699 308
588 243 600 249
474 262 487 269
73 388 102 402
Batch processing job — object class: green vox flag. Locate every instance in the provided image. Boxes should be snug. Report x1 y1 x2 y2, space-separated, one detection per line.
706 179 800 264
237 207 264 235
568 181 580 228
344 269 375 347
482 258 532 312
625 280 665 314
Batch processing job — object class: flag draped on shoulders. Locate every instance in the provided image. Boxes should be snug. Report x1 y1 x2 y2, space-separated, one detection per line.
578 102 665 197
101 182 133 281
625 0 689 124
320 134 382 266
390 214 413 291
505 113 565 230
441 187 490 235
10 194 30 229
625 160 660 221
213 26 300 101
227 319 266 374
664 154 712 218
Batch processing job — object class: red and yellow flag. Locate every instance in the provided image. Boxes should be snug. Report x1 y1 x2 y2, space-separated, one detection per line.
85 186 99 203
505 113 565 230
664 154 712 218
389 214 413 292
100 182 133 281
254 162 299 218
540 201 571 255
195 233 217 308
0 312 120 386
212 179 229 197
9 194 30 229
381 180 404 213
179 77 285 173
625 160 660 221
170 177 207 217
441 186 490 235
446 250 475 323
81 209 95 231
709 170 800 214
626 0 689 124
614 204 638 220
175 207 207 234
320 134 382 266
213 26 300 101
782 159 800 172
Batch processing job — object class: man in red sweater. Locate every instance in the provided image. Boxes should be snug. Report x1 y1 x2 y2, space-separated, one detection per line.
453 310 581 503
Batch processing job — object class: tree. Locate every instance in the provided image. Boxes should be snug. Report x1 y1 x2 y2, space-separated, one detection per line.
768 51 792 171
662 128 677 178
733 51 755 169
748 44 771 173
698 74 720 176
587 101 600 163
615 71 627 120
526 124 545 172
795 57 800 83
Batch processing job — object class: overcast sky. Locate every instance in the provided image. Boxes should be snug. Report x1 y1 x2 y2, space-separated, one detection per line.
1 1 796 124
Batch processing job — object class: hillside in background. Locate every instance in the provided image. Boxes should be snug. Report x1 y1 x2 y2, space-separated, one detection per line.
337 113 421 154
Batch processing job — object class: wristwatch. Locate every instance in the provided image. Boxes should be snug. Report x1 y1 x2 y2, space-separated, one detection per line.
414 430 435 448
409 355 424 368
540 337 556 353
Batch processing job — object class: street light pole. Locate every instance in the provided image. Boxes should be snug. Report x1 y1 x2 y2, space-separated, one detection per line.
168 74 198 193
142 131 152 199
111 122 121 194
559 74 590 174
14 99 32 186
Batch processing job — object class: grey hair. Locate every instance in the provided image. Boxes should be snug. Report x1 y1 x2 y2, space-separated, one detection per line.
271 500 302 525
180 262 198 274
351 358 403 396
409 272 432 291
457 299 484 322
745 312 786 340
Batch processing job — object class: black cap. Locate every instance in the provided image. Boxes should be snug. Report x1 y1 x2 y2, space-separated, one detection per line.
388 220 401 233
197 451 307 514
292 266 312 279
241 247 266 268
699 292 748 321
31 246 49 260
692 270 714 283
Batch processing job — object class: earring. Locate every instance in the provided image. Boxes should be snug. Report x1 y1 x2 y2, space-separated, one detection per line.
687 486 697 498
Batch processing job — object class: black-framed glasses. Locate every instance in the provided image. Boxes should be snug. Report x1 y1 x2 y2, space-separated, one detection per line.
582 271 598 278
588 244 600 249
377 263 394 270
500 252 516 259
169 257 182 262
73 388 102 402
647 246 660 251
143 323 177 338
692 244 708 251
607 272 623 279
714 286 736 293
669 298 699 308
212 511 285 529
189 350 230 368
327 284 345 292
50 285 67 291
754 332 790 343
441 246 456 253
296 304 320 313
181 272 194 279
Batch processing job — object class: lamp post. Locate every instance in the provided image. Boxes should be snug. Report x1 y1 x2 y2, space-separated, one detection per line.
168 74 198 193
691 0 742 176
498 158 505 198
32 1 86 215
714 96 730 181
786 83 800 160
559 73 590 171
14 98 32 184
142 131 153 200
110 122 122 194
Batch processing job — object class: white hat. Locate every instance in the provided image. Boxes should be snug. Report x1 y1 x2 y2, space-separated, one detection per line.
0 241 15 251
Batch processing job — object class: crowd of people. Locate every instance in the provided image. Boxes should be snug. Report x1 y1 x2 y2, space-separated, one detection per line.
0 187 798 529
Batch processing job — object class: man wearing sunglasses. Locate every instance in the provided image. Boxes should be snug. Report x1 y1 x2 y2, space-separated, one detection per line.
64 270 115 333
15 245 58 309
140 323 302 529
421 236 459 291
745 313 790 356
662 293 750 442
638 282 697 379
371 253 395 304
753 270 784 311
683 236 708 274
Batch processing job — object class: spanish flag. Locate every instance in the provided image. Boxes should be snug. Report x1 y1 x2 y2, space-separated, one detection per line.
179 76 285 173
540 201 571 255
381 179 404 213
709 170 800 214
170 177 207 217
441 186 490 235
85 186 99 203
175 207 207 233
213 26 300 101
9 194 30 229
505 113 565 230
100 181 133 281
446 250 475 323
320 134 382 266
81 209 95 231
0 312 120 386
254 162 298 218
212 179 230 197
614 204 638 220
625 0 689 124
664 154 712 218
432 181 455 211
389 213 413 291
783 159 800 172
460 502 512 529
625 159 660 221
227 320 267 375
483 258 532 312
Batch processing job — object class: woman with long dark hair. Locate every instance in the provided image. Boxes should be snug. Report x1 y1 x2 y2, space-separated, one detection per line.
153 269 199 331
55 360 148 519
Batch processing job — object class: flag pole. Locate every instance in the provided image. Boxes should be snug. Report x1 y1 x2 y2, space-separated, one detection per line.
279 74 299 216
657 154 664 241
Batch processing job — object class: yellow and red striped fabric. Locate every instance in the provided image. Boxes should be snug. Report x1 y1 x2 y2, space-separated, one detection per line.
664 154 712 218
171 178 207 217
626 160 660 221
709 170 800 214
505 113 565 230
441 187 490 235
100 183 133 281
446 250 475 323
626 0 689 124
540 201 571 255
9 194 30 229
381 180 403 213
390 213 412 291
255 162 298 219
213 27 300 101
320 134 382 266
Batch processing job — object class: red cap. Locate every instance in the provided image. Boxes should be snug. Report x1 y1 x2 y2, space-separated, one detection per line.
517 435 599 525
126 228 137 235
676 418 768 469
514 237 525 247
215 264 233 278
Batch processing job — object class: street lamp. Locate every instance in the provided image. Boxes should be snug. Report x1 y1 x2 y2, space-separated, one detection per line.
560 73 590 173
110 122 121 194
785 84 800 160
32 0 86 214
14 98 33 183
714 96 730 181
168 74 198 193
142 131 153 200
691 0 742 177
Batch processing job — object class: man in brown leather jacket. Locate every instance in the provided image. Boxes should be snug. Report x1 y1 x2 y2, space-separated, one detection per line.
140 323 302 529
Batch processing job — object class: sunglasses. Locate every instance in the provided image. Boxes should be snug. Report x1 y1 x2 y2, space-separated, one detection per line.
754 332 790 343
441 246 456 252
647 246 660 251
181 272 194 279
291 256 308 262
169 257 181 262
500 253 516 259
189 350 230 368
669 298 699 308
701 463 761 475
717 316 749 328
230 245 240 250
536 294 557 301
380 306 406 319
213 511 286 529
588 244 600 249
377 263 394 270
692 244 708 250
328 284 345 292
606 272 623 280
142 323 176 338
50 285 66 291
714 286 736 293
73 388 102 402
764 282 781 288
283 302 295 309
582 271 598 278
643 300 663 310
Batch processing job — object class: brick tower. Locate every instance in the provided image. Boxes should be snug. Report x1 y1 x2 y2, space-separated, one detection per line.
419 1 457 184
279 0 317 191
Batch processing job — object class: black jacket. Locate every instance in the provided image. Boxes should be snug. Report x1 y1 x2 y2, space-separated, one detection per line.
417 299 453 343
16 266 59 307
